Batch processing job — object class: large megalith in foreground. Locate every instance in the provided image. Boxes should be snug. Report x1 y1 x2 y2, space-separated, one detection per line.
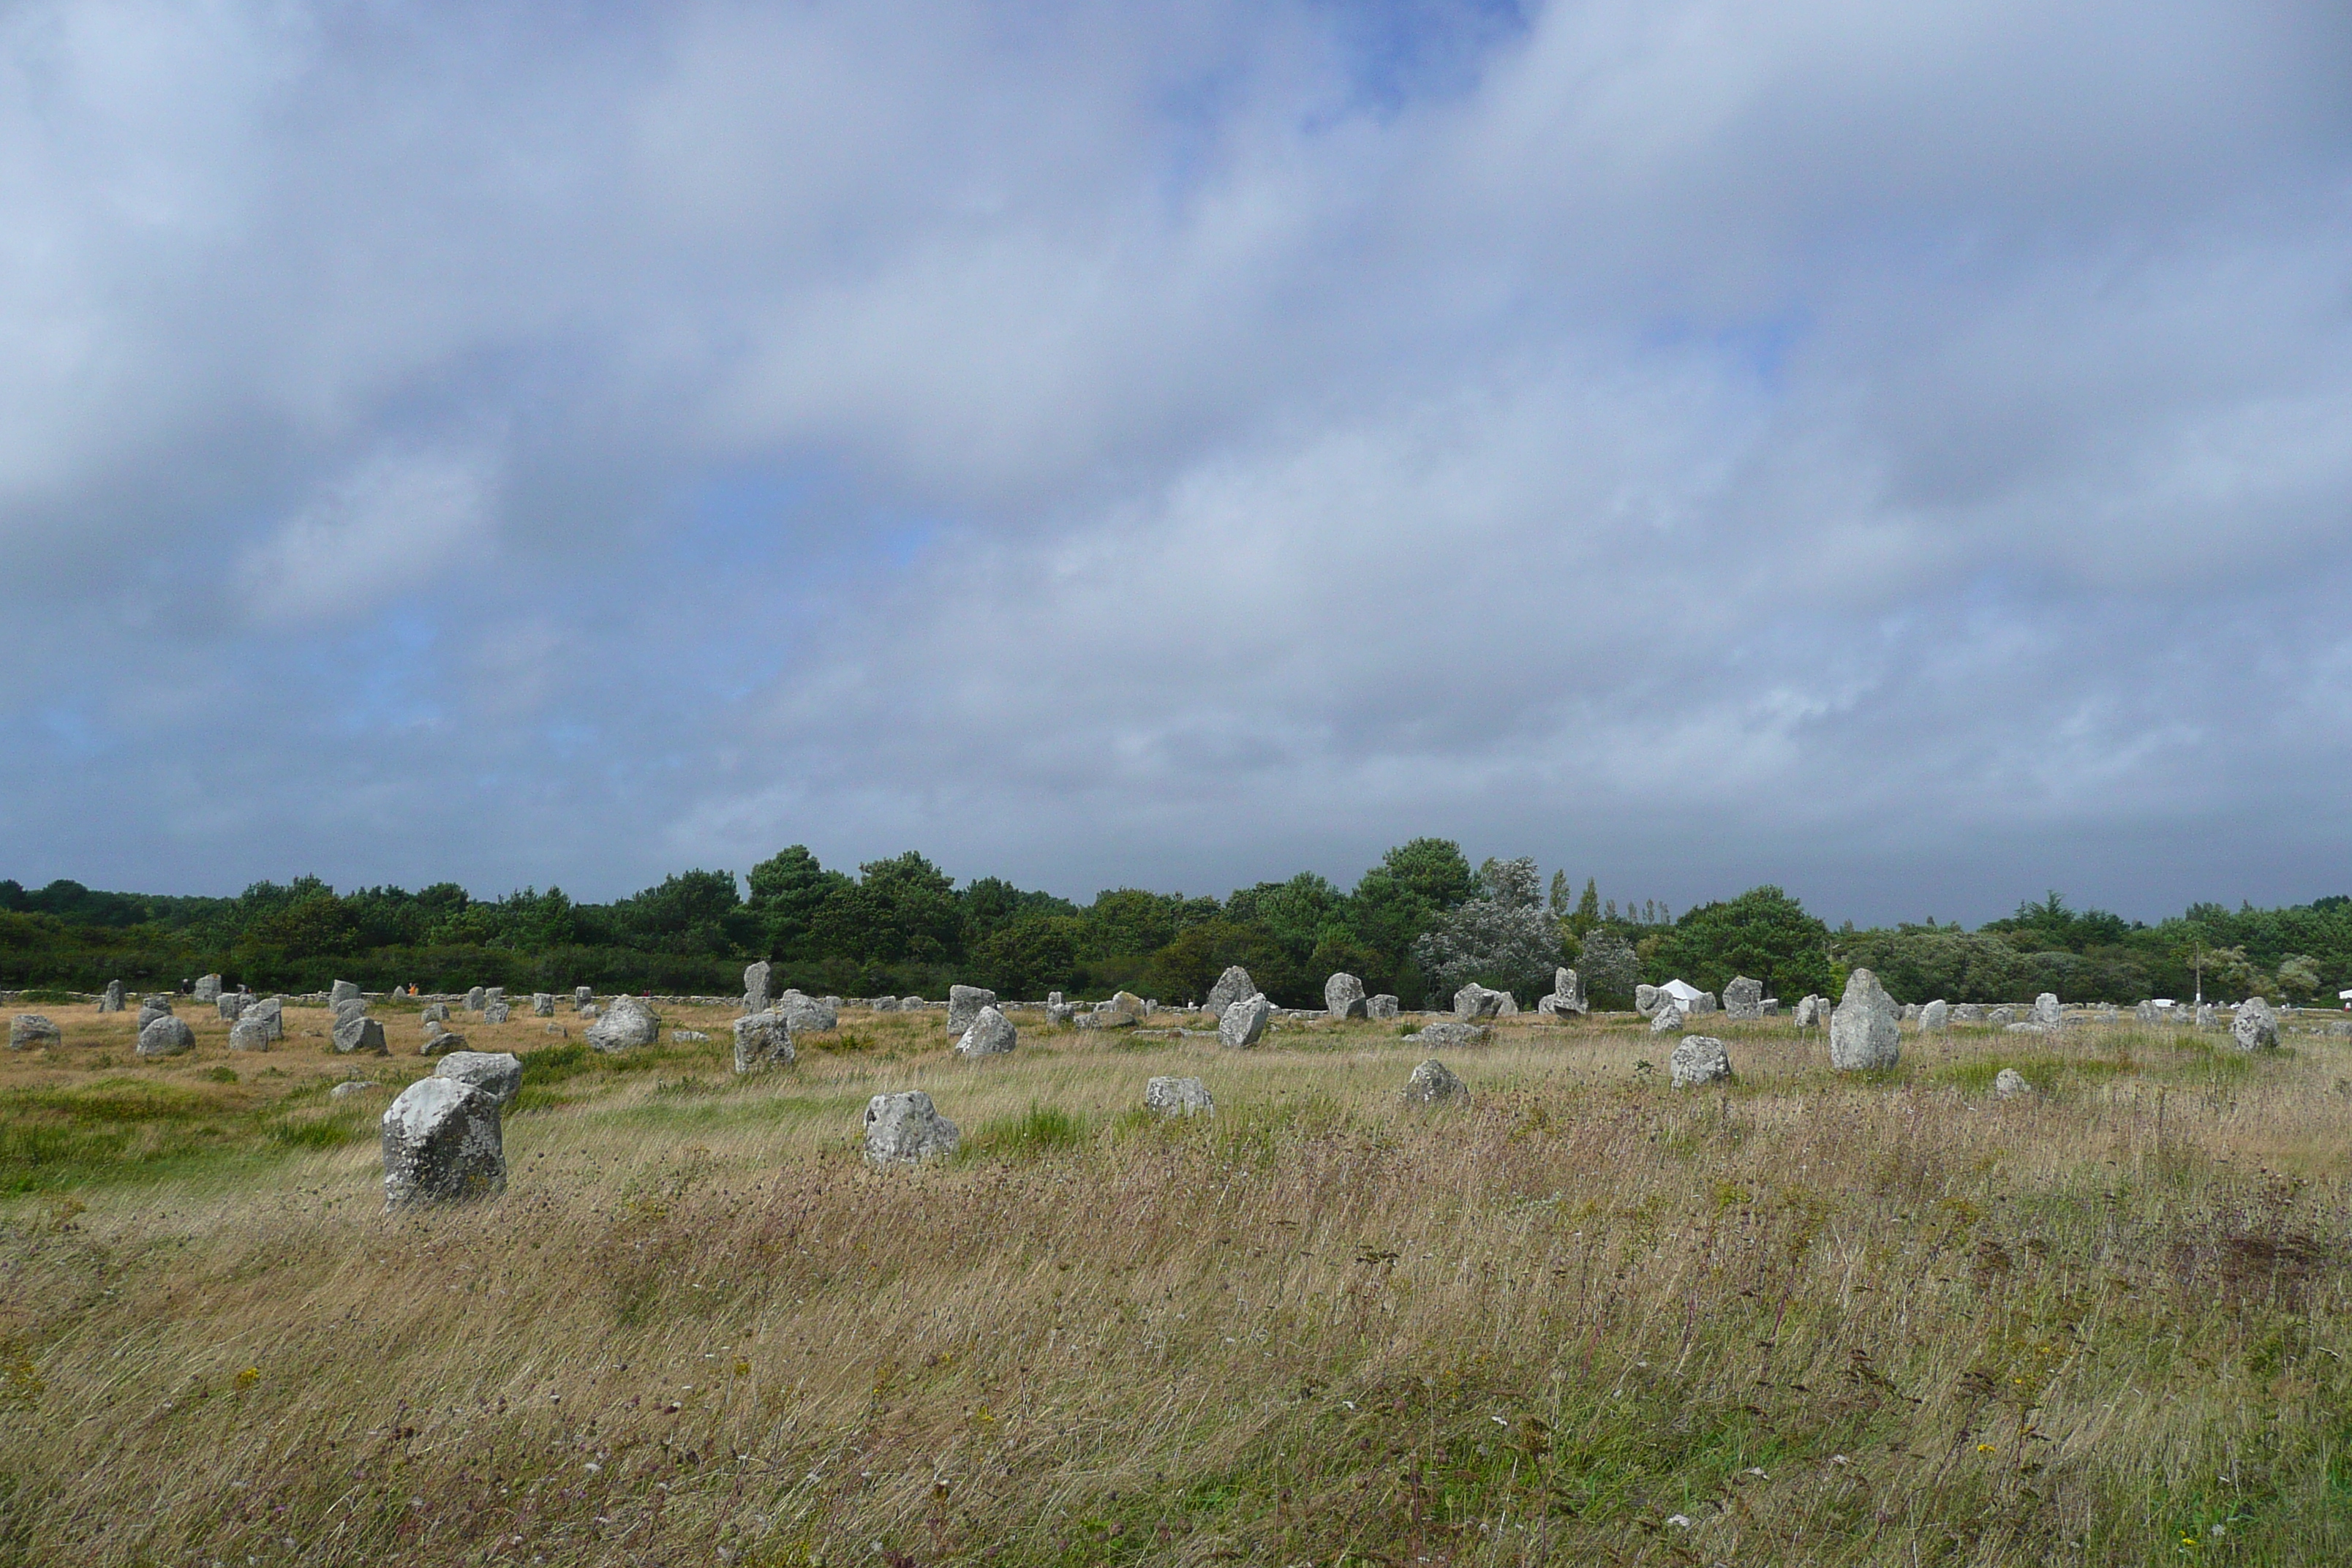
1829 968 1901 1071
381 1077 506 1207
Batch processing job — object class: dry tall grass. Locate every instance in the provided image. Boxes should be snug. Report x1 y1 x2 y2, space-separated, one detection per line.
3 1001 2349 1565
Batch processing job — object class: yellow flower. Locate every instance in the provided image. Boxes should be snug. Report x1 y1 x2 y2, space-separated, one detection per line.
235 1367 260 1391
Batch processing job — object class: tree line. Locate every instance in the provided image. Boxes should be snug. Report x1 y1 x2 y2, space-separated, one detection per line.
2 844 2345 1010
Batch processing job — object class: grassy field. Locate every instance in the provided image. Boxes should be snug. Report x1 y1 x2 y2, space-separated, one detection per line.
1 998 2348 1566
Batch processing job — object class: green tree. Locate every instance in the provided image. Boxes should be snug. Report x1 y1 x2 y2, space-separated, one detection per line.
746 846 852 956
1651 886 1833 1002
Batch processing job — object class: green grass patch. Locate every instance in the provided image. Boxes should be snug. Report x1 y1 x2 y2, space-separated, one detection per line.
967 1103 1089 1161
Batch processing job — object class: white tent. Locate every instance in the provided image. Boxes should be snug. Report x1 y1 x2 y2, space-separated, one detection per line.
1659 979 1705 1005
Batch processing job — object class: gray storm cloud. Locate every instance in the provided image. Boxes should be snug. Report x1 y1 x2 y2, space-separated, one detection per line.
1 0 2348 920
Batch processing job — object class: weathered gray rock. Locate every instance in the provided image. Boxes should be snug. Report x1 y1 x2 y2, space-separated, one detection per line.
1993 1067 2033 1098
871 996 900 1012
194 973 222 1003
1045 1002 1076 1025
484 987 505 1008
1828 968 1901 1071
1793 995 1820 1028
418 1028 467 1057
1366 994 1400 1019
946 985 998 1032
10 1014 61 1050
1453 983 1509 1021
955 1005 1018 1058
863 1091 960 1164
331 980 360 1008
1205 966 1258 1019
421 1002 450 1023
1145 1076 1215 1117
433 1050 522 1107
1899 1002 1921 1024
2231 997 2279 1052
228 1017 272 1052
573 985 594 1010
216 992 246 1021
1920 999 1949 1033
137 995 173 1028
777 991 838 1033
1634 983 1661 1017
381 1077 505 1207
732 1011 795 1072
532 992 554 1017
333 1014 389 1055
2134 999 2160 1023
1109 990 1149 1022
243 997 283 1041
1324 973 1368 1019
743 960 772 1014
2195 1003 2217 1029
1537 967 1587 1015
1648 1003 1685 1035
1690 991 1718 1016
1409 1019 1488 1049
333 997 369 1026
1403 1058 1469 1106
671 1028 709 1043
98 980 124 1013
136 1016 196 1057
1218 993 1272 1049
464 986 486 1011
329 1079 380 1100
584 995 660 1052
1670 1035 1733 1088
1722 976 1764 1022
2029 993 2062 1029
481 1000 511 1025
1077 1003 1137 1030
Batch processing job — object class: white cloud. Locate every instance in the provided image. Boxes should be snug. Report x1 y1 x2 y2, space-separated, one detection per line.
235 448 495 622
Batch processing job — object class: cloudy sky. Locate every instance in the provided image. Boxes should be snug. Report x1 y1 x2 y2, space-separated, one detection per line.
3 0 2348 923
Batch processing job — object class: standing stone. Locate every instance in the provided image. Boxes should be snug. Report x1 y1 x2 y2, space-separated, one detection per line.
947 985 998 1032
1670 1035 1734 1088
1218 993 1273 1049
2231 998 2279 1052
1538 968 1587 1015
1453 984 1508 1021
1634 984 1662 1017
215 992 245 1022
244 997 284 1041
1723 977 1765 1022
1987 1006 2016 1026
1828 968 1901 1071
1993 1068 2034 1098
1899 1003 1921 1024
584 995 660 1052
136 1016 196 1058
863 1091 960 1164
743 961 772 1014
573 985 593 1010
1324 973 1369 1019
481 1001 511 1025
872 996 900 1012
1205 966 1258 1019
1793 995 1820 1028
2194 1003 2217 1029
777 990 837 1033
418 1027 468 1057
464 986 487 1011
1691 992 1718 1016
1045 1000 1075 1025
955 1005 1018 1058
2030 993 2062 1030
2134 1000 2160 1024
1366 994 1400 1019
99 980 124 1013
1409 1019 1488 1049
227 1018 271 1052
532 992 554 1017
433 1050 523 1107
1920 999 1950 1033
1047 991 1064 1008
9 1014 61 1050
330 980 360 1008
333 997 369 1026
137 995 174 1028
1145 1076 1215 1117
421 1002 451 1023
1109 991 1149 1022
1648 1003 1685 1035
381 1078 505 1207
193 974 222 1003
1076 1004 1137 1030
333 1014 389 1055
732 1011 795 1073
1403 1058 1469 1106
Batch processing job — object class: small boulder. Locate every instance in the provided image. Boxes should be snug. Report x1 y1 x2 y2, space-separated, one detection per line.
863 1091 960 1164
585 995 660 1052
464 986 487 1011
955 1005 1018 1058
871 995 900 1012
1403 1058 1469 1106
671 1028 709 1043
421 1003 451 1023
1537 967 1586 1016
9 1014 61 1050
1987 1006 2016 1026
433 1050 523 1107
137 995 174 1028
482 1001 511 1025
1669 1035 1733 1088
1218 993 1272 1049
333 1014 389 1055
1366 994 1400 1019
946 984 998 1033
136 1016 197 1058
1453 983 1509 1021
1648 1004 1685 1036
2231 998 2279 1052
330 1079 381 1099
1323 973 1369 1019
778 991 838 1033
381 1077 505 1207
228 1018 272 1052
1920 1000 1949 1033
532 993 554 1017
1409 1019 1488 1049
330 980 360 1008
418 1028 468 1057
1828 968 1901 1071
1109 991 1149 1022
1145 1076 1215 1117
1723 977 1764 1022
1634 983 1662 1017
732 1011 795 1073
1205 966 1258 1019
1993 1067 2033 1098
98 980 124 1013
573 985 593 1010
1045 1001 1075 1025
1793 995 1820 1029
1077 1005 1138 1030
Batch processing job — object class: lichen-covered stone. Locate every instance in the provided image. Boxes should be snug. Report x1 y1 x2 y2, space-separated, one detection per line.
418 1028 467 1057
1670 1035 1733 1087
1453 983 1509 1021
2030 993 2062 1029
1218 993 1272 1049
743 960 772 1014
532 993 554 1017
778 991 838 1033
432 1050 523 1107
1828 968 1901 1071
947 984 998 1032
137 1016 196 1057
1994 1067 2034 1098
1723 977 1765 1022
98 980 124 1013
733 1011 795 1072
1648 1003 1686 1035
381 1078 505 1207
1920 1000 1950 1033
956 1005 1018 1058
1366 994 1400 1019
1205 966 1257 1019
1077 1005 1137 1030
1410 1019 1488 1049
421 1003 450 1023
1145 1076 1215 1116
2232 997 2279 1052
585 995 659 1052
863 1091 959 1164
1324 973 1368 1019
1635 984 1662 1017
464 986 487 1011
330 980 360 1008
333 1014 388 1055
194 974 222 1003
9 1014 61 1050
137 995 174 1028
228 1018 272 1052
1403 1058 1468 1106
